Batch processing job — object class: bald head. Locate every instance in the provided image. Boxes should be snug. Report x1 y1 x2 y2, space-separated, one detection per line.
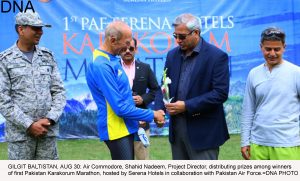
104 21 132 55
105 21 132 41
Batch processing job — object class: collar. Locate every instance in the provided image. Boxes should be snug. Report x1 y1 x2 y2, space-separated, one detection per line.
179 37 202 56
95 49 119 61
121 58 135 67
12 41 40 58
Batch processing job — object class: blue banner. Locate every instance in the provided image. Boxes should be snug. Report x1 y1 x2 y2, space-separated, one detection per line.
0 0 300 141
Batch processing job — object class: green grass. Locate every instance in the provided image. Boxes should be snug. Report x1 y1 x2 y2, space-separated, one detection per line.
0 134 243 160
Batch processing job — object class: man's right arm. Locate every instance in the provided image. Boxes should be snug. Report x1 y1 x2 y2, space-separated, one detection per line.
0 58 33 130
241 71 255 159
93 62 155 122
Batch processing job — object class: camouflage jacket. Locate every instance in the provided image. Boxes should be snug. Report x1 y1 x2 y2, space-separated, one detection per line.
0 43 66 142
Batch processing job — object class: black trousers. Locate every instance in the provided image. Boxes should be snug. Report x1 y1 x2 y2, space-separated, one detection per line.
172 115 219 160
104 134 134 160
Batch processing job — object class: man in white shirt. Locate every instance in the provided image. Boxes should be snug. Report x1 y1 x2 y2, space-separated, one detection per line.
241 27 300 160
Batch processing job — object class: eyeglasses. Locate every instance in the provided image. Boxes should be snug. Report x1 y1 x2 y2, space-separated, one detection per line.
173 30 194 40
120 46 135 53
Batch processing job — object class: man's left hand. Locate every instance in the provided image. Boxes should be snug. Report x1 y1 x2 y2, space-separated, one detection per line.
27 118 51 138
165 101 186 116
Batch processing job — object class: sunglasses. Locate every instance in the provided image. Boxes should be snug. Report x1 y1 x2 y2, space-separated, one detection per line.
263 30 284 38
120 46 135 53
173 30 194 40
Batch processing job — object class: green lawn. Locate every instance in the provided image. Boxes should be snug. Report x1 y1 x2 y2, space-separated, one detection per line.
0 134 243 160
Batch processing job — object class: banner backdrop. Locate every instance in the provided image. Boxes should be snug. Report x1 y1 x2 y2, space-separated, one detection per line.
0 0 300 142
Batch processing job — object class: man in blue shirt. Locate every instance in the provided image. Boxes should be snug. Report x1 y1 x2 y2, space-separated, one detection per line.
155 14 230 160
86 21 165 160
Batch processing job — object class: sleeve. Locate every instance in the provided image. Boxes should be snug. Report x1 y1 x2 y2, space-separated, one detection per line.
185 52 229 114
45 56 66 123
240 71 256 147
93 62 154 121
0 58 33 129
141 64 159 106
296 68 300 98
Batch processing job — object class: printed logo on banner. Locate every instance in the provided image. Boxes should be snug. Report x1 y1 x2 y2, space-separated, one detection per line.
0 0 35 13
39 0 52 2
122 0 173 2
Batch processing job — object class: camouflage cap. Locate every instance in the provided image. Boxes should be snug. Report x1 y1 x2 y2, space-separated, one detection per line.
15 11 51 27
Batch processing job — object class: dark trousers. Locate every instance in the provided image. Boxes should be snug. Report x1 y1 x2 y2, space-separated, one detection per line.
172 115 219 160
171 141 219 160
104 134 134 160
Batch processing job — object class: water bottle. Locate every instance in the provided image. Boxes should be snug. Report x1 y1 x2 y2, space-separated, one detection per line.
138 127 150 148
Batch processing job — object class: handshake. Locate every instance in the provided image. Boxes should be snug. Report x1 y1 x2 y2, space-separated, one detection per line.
153 110 166 128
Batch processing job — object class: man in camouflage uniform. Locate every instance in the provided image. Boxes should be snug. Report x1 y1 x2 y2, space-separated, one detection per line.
0 11 66 160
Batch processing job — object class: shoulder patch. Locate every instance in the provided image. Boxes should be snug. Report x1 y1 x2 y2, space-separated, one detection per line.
40 47 53 55
0 51 13 60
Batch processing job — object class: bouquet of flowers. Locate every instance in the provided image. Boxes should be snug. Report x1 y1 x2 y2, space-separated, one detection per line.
161 68 173 104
